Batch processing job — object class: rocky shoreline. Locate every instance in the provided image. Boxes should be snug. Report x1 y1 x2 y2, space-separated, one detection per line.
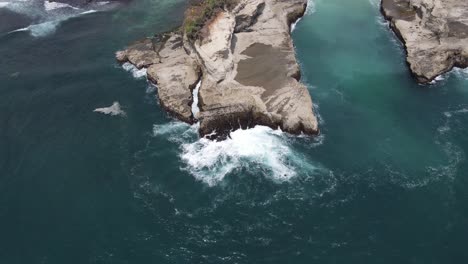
381 0 468 84
117 0 318 139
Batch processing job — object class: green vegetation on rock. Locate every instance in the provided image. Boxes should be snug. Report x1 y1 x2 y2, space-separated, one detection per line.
184 0 238 40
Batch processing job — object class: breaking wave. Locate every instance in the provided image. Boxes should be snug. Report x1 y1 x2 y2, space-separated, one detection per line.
3 0 110 37
152 122 328 187
43 0 78 11
122 62 147 79
306 0 316 15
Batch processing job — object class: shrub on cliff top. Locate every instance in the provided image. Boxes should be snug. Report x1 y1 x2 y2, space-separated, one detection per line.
184 0 239 41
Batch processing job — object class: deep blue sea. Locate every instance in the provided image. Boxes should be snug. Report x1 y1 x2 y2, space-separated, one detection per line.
1 0 467 263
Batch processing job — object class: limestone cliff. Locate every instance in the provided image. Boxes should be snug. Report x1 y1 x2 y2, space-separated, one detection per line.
381 0 468 83
117 0 318 138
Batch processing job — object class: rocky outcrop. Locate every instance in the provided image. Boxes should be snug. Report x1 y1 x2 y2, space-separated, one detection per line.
117 0 318 139
381 0 468 83
117 33 201 123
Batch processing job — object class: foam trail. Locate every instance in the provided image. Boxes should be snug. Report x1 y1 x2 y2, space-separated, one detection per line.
94 102 126 116
151 119 329 187
3 0 102 37
122 62 147 79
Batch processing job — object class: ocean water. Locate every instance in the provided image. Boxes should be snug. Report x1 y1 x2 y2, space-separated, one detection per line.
1 0 467 263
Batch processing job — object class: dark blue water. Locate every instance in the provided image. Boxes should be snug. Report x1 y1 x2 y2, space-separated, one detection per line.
1 0 467 263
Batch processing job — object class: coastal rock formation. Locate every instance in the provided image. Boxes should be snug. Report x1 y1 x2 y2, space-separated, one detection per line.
381 0 468 83
117 0 318 138
116 34 201 123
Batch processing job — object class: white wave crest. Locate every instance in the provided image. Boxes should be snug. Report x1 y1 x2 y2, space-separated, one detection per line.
452 67 468 79
94 102 126 116
291 17 302 32
97 1 110 6
180 126 312 186
44 1 78 11
7 9 98 37
122 62 147 79
151 122 328 187
306 0 316 15
29 20 61 37
4 0 101 37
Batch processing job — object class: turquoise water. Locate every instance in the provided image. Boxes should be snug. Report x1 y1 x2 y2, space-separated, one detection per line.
1 0 467 263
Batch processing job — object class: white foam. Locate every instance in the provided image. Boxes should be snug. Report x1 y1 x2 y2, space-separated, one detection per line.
151 120 329 187
452 67 468 79
28 20 61 37
44 1 78 11
80 9 97 15
368 0 380 9
4 0 101 37
191 80 201 118
153 122 198 144
291 17 302 32
306 0 316 15
122 62 147 79
93 102 126 116
180 126 302 186
96 1 110 6
154 122 192 137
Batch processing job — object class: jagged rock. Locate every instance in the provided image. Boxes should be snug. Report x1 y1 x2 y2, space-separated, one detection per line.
381 0 468 83
117 0 318 139
117 33 201 123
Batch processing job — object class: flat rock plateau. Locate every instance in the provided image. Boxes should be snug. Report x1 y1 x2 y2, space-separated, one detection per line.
381 0 468 83
117 0 318 139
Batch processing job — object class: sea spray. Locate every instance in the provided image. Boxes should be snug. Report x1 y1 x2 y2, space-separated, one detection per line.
122 62 147 79
306 0 316 15
191 80 201 118
291 0 315 32
44 0 78 11
4 0 105 37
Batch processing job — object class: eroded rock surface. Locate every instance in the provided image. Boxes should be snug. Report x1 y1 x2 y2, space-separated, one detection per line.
117 33 201 123
381 0 468 83
117 0 318 138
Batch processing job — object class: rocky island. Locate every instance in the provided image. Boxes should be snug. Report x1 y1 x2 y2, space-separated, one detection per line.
116 0 318 139
381 0 468 83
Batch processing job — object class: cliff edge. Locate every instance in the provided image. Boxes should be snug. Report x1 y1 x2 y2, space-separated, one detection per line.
381 0 468 83
117 0 318 138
